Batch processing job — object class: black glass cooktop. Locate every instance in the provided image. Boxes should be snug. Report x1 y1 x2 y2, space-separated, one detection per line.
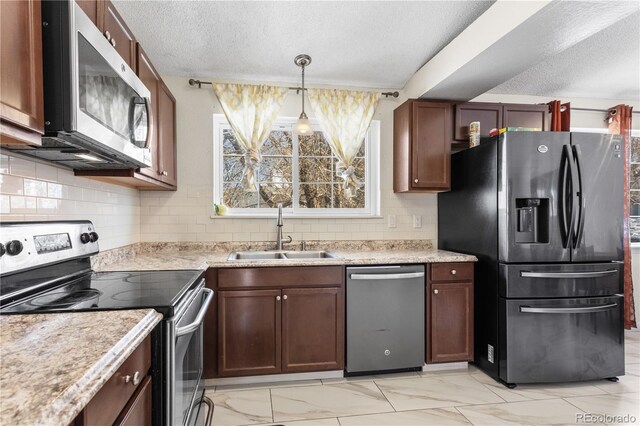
0 270 205 317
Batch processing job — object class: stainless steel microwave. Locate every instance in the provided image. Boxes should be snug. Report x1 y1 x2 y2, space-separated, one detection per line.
26 1 152 169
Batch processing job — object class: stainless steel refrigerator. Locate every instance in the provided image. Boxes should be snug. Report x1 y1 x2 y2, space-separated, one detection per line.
439 132 625 388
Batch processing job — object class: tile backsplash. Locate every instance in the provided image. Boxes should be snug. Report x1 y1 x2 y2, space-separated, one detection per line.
0 151 140 251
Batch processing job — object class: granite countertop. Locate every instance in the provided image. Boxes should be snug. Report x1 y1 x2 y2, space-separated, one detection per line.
93 241 477 272
0 309 162 426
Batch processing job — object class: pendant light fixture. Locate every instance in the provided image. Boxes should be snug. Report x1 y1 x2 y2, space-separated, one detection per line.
293 54 312 135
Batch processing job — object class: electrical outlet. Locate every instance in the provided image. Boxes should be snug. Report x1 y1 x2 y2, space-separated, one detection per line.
413 215 422 228
388 214 397 228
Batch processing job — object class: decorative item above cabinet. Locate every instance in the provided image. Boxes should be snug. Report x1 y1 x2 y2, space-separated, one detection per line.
393 99 453 193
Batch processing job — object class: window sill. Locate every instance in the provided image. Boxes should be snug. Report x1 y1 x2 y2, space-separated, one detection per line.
210 212 384 220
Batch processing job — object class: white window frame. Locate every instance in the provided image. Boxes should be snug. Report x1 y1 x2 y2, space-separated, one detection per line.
213 114 380 218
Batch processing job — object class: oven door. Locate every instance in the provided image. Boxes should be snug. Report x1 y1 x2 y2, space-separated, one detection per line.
172 284 214 426
72 2 153 166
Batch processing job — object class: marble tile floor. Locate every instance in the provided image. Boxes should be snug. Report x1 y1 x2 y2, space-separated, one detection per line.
205 330 640 426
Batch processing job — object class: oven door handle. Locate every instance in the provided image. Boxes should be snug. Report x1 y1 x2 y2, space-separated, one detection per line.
350 272 425 280
519 303 618 314
176 288 214 337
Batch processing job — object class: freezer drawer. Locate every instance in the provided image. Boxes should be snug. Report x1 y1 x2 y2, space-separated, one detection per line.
499 263 623 298
500 295 624 384
346 265 425 374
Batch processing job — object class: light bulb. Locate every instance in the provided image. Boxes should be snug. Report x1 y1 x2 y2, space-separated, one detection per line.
294 114 312 135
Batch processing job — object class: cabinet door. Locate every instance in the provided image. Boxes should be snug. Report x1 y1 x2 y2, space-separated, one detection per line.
218 290 282 377
502 104 548 131
75 0 101 27
157 80 177 186
411 102 451 190
102 0 136 68
0 0 44 145
428 282 473 363
454 103 502 141
114 375 152 426
282 287 344 373
135 44 160 180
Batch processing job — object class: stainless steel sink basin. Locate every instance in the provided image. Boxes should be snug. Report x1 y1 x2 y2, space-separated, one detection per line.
281 251 338 259
227 250 339 261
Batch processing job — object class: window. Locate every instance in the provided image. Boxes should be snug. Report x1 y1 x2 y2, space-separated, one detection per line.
214 115 379 217
629 136 640 242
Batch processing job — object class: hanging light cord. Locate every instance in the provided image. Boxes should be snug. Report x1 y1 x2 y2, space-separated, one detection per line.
300 63 307 117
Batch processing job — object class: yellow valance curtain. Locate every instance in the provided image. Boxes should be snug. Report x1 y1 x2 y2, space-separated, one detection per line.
308 89 380 198
212 83 288 191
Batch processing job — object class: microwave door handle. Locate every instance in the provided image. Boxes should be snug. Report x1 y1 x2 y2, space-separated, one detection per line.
175 288 214 337
144 96 153 149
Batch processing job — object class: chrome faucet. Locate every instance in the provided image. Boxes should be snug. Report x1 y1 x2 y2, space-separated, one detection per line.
276 203 292 250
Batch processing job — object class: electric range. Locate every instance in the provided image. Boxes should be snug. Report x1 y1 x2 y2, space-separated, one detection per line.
0 221 213 426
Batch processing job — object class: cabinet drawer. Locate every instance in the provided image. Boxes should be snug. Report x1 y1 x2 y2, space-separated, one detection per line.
218 266 344 289
430 263 473 282
83 336 151 425
114 375 152 426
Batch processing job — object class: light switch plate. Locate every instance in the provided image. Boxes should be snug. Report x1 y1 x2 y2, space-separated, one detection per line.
413 215 422 228
388 214 397 228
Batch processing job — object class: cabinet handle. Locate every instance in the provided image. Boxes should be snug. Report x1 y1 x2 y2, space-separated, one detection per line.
434 289 439 294
104 30 111 40
110 38 116 47
123 371 140 386
276 296 281 301
414 178 419 184
451 269 457 275
283 295 288 300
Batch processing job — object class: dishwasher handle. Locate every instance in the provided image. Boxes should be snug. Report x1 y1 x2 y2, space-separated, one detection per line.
350 272 425 280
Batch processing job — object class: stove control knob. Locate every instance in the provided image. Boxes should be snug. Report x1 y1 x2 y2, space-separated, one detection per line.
89 232 99 243
6 240 23 256
80 233 91 244
0 243 5 257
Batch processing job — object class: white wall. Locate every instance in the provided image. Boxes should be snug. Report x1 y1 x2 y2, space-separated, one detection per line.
138 76 436 243
0 151 140 250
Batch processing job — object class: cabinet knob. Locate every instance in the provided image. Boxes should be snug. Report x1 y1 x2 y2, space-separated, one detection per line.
434 289 439 294
276 296 281 301
162 171 168 176
110 38 116 47
104 30 111 40
414 178 419 184
123 371 140 386
451 269 457 275
283 294 288 300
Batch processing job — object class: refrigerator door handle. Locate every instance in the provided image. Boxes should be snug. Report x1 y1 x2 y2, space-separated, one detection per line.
520 269 618 279
560 145 577 248
519 303 618 314
572 144 586 248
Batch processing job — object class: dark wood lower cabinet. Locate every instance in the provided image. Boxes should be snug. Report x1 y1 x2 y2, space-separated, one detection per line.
427 280 474 363
114 375 152 426
214 266 345 378
282 287 344 372
218 289 282 377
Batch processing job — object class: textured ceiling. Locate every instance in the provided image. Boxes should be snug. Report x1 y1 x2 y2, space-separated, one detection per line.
113 0 494 89
489 10 640 100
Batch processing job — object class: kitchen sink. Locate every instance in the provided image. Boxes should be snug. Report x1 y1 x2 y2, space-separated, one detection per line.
227 251 340 261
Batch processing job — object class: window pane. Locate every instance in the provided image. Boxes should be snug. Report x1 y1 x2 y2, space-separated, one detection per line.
632 164 640 190
631 190 640 216
299 131 332 157
258 183 292 208
259 157 292 182
299 183 332 208
299 157 333 183
333 184 365 208
223 156 244 182
632 137 640 163
222 129 243 154
356 141 366 157
262 130 293 156
223 183 259 208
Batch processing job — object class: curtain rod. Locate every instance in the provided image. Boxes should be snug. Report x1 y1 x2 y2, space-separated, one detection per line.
571 107 639 115
188 78 400 98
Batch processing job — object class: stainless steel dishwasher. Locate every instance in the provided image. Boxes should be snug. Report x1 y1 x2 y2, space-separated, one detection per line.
346 264 425 375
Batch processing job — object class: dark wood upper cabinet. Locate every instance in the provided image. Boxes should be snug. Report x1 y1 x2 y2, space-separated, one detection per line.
218 289 282 377
75 0 101 27
135 45 161 182
282 287 344 373
0 0 44 146
394 100 452 193
102 0 136 69
157 80 177 187
426 263 474 364
454 102 549 141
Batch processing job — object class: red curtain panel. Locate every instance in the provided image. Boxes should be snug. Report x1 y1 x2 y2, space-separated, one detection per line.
609 104 636 329
547 100 562 131
560 103 571 131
